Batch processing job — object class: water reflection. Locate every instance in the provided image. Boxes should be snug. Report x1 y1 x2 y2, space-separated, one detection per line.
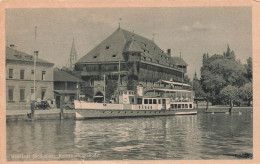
7 111 252 160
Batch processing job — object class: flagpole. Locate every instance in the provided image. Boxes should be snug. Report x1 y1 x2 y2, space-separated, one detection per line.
33 26 37 101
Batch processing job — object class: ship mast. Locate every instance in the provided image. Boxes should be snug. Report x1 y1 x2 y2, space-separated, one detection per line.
104 74 106 103
118 60 121 88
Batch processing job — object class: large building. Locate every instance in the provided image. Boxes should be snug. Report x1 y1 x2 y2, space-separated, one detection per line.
74 27 188 102
6 46 55 110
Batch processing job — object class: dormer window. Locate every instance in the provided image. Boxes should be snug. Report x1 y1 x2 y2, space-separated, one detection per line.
112 54 116 57
142 43 146 47
93 56 97 59
106 46 110 49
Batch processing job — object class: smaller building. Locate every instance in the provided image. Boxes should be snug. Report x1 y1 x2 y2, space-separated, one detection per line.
6 46 54 110
53 69 84 108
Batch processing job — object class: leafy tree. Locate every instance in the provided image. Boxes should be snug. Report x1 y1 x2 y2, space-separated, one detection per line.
240 82 253 106
200 45 247 104
219 85 239 106
192 72 205 98
184 74 192 85
245 57 252 82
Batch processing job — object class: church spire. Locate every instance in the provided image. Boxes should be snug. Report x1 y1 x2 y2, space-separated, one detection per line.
69 38 78 69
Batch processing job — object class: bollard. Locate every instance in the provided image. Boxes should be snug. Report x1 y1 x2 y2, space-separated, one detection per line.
30 101 35 119
206 98 209 111
60 96 64 120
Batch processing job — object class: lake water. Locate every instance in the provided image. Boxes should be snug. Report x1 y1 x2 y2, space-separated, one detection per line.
6 109 253 161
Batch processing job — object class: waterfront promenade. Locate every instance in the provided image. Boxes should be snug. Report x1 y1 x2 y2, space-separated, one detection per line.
6 108 75 121
6 106 252 121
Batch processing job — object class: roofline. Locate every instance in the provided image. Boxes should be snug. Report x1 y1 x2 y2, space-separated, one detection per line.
140 60 184 72
76 61 127 65
6 59 54 65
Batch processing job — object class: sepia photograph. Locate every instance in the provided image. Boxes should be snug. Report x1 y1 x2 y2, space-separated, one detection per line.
2 5 256 162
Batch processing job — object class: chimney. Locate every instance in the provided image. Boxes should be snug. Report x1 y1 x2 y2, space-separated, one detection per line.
167 49 171 56
34 50 39 58
10 44 16 49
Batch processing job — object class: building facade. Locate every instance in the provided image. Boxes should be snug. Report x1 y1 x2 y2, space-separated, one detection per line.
53 69 84 108
74 28 188 102
6 46 54 110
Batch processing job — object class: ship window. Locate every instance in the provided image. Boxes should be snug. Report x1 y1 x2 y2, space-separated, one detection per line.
153 99 157 104
137 98 142 104
144 99 148 104
149 99 152 104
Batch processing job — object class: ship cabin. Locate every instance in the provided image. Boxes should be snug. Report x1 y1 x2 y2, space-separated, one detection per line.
115 89 171 110
145 79 194 109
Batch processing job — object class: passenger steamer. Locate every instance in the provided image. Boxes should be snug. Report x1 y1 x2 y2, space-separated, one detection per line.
74 79 197 119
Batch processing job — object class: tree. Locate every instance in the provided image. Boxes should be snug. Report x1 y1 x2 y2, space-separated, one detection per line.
240 82 253 106
200 45 247 104
220 85 239 106
192 72 205 98
245 57 252 82
184 74 192 85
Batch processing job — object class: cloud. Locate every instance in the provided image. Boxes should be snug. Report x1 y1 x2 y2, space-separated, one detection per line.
192 21 206 31
180 21 217 32
181 25 191 32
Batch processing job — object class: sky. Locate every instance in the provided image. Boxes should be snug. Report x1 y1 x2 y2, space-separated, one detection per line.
5 7 252 79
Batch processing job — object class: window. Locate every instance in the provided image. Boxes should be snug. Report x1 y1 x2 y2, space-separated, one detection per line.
8 88 14 101
20 70 25 79
149 99 152 104
137 98 142 104
41 88 46 100
9 69 13 78
106 46 110 49
93 56 97 58
90 79 94 87
158 99 161 104
42 71 46 80
112 54 116 57
153 99 157 104
189 104 192 108
144 99 148 104
20 88 25 101
31 70 34 80
114 65 118 70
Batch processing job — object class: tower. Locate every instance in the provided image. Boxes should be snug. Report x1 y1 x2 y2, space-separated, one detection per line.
69 38 78 69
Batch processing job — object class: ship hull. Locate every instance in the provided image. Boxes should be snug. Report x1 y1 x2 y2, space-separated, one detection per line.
75 109 197 119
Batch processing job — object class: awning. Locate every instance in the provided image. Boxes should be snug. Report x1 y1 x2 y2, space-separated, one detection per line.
54 90 78 95
94 95 104 98
145 88 193 93
156 80 191 87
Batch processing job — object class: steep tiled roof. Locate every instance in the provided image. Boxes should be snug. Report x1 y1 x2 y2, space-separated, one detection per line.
171 57 188 66
76 28 182 68
6 46 53 64
54 70 84 82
